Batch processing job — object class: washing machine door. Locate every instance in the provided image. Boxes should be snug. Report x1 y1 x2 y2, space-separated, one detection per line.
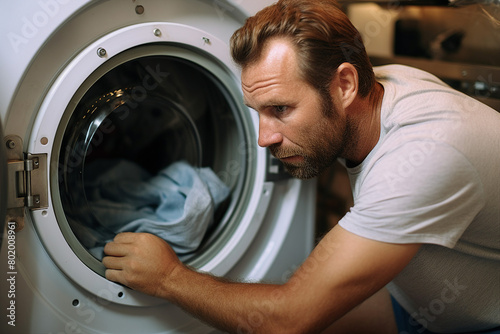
30 35 260 306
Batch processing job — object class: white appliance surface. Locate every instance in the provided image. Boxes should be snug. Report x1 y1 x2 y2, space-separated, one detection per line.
0 1 315 333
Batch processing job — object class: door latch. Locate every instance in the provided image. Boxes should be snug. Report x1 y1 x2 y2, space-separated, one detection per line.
5 135 48 232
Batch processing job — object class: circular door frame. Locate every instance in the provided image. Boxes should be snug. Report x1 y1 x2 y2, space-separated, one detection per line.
28 22 271 307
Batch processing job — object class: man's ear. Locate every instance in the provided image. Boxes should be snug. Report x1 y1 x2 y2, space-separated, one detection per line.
331 62 358 110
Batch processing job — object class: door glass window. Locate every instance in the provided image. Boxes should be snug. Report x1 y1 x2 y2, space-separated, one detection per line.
57 55 243 262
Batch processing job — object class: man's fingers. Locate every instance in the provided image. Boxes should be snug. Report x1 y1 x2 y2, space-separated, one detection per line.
105 268 124 284
103 257 130 287
103 232 144 256
102 255 123 270
103 241 128 257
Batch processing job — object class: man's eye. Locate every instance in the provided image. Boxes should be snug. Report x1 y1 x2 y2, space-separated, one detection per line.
273 105 287 113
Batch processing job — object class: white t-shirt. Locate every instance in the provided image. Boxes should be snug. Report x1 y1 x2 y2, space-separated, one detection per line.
338 65 500 332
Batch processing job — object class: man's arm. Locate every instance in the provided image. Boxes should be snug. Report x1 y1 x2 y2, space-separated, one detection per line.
103 225 420 333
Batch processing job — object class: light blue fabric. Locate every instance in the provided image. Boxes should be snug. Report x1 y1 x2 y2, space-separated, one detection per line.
79 159 230 260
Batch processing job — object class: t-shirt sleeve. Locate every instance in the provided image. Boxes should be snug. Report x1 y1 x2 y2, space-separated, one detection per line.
338 141 486 248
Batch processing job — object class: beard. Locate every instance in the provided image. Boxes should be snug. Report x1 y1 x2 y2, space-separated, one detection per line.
270 144 335 179
270 92 348 179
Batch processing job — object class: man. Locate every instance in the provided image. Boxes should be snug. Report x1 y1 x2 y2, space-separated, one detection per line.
103 0 500 333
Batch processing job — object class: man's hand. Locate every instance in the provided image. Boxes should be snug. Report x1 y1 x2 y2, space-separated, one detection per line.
102 232 182 297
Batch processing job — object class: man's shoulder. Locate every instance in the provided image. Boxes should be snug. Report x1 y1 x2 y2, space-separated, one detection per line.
373 64 437 79
373 64 449 92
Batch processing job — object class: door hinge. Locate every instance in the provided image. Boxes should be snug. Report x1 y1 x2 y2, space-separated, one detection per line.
5 135 48 232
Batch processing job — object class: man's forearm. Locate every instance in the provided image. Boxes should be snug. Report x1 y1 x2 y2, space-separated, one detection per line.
104 228 421 334
163 264 295 334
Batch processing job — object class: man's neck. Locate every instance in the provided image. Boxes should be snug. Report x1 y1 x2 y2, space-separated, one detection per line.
344 82 384 168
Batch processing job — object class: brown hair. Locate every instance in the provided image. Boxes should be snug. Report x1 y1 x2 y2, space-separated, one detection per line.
230 0 375 97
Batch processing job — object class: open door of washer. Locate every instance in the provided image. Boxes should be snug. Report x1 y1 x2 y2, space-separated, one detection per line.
0 1 316 333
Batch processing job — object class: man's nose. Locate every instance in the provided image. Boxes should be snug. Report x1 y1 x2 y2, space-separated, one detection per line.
258 116 283 148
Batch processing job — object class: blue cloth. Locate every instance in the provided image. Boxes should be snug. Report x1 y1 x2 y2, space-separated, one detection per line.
77 160 230 260
391 296 500 334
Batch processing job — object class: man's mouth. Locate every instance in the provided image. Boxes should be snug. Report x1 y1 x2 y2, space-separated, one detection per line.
269 145 304 164
279 155 303 164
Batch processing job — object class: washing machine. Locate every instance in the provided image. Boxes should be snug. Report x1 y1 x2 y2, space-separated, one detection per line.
0 0 316 333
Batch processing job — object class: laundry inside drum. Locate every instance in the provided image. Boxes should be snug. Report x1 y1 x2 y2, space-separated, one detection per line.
56 55 243 264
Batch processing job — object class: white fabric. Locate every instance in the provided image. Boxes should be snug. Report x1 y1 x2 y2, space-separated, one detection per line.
338 65 500 332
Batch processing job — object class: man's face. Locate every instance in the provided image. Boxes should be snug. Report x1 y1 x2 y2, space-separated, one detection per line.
241 38 348 179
